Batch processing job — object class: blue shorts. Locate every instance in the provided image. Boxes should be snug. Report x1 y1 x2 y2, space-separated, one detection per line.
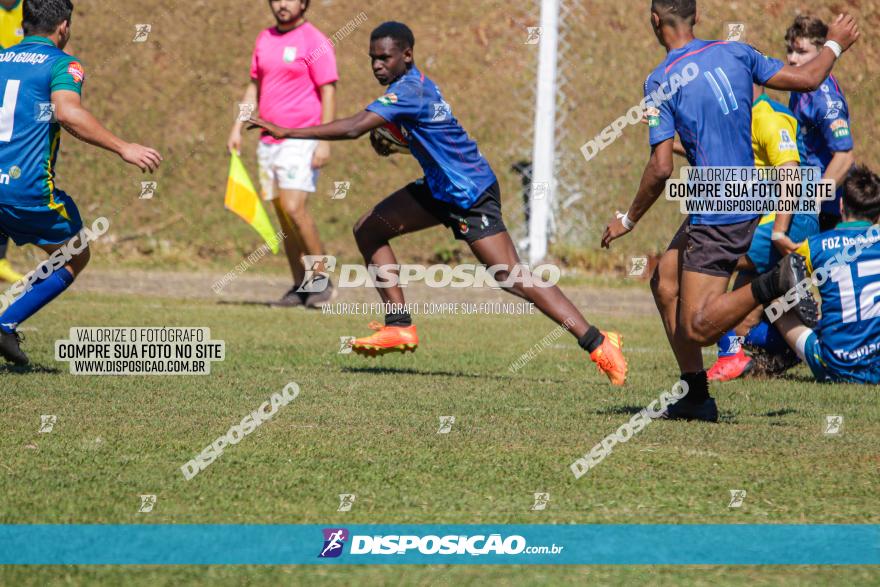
746 214 820 274
800 331 880 384
0 191 83 246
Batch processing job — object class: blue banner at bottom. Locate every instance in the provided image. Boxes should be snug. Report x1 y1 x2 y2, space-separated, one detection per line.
1 524 877 565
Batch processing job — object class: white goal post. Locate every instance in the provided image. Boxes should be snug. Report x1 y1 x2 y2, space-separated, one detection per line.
528 0 560 265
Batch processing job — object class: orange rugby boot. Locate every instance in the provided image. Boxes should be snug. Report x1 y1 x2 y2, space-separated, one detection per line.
351 321 419 357
589 330 627 386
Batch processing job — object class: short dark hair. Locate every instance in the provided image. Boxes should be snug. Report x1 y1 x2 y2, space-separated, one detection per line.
371 21 415 50
651 0 697 27
785 15 827 51
843 165 880 222
23 0 73 36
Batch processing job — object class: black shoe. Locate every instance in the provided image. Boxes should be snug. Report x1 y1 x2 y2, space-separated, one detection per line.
792 283 820 329
746 344 801 377
305 280 337 308
270 286 307 308
658 397 718 422
0 330 29 365
774 253 809 302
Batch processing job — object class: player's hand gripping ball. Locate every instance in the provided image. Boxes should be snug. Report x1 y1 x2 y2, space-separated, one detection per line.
370 123 410 157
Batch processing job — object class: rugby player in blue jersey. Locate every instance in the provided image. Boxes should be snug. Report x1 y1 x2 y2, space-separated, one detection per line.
0 0 162 365
249 21 628 386
775 166 880 384
601 0 859 420
786 15 856 232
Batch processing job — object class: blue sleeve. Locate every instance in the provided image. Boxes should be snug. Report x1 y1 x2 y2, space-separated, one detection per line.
644 72 675 146
743 44 784 85
365 81 423 124
813 85 854 152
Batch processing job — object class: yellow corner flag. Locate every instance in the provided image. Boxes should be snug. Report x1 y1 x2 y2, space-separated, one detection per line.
225 152 279 254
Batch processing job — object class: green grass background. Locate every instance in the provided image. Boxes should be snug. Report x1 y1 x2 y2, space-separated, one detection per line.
1 291 877 584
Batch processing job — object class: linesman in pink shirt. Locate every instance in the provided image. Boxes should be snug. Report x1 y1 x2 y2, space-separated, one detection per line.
227 0 338 307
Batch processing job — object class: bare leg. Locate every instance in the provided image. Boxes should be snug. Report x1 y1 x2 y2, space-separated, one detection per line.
650 221 702 372
275 188 327 282
353 185 442 306
468 231 590 338
728 271 764 336
272 197 307 284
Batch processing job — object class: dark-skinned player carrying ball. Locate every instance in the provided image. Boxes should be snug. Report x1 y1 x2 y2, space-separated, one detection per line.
249 21 628 386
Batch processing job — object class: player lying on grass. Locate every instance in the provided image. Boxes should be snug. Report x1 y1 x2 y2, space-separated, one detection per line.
248 21 627 386
0 0 162 366
773 165 880 384
672 86 821 382
601 0 859 420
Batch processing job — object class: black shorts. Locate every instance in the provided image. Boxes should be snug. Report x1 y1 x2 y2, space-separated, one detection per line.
408 179 507 244
681 218 760 277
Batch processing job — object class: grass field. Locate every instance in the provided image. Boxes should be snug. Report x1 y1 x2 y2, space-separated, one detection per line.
1 280 878 584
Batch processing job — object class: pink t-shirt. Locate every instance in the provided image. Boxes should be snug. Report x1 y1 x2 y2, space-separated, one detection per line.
250 22 338 144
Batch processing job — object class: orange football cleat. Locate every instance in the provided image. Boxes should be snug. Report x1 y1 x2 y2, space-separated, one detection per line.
351 321 419 357
590 330 627 386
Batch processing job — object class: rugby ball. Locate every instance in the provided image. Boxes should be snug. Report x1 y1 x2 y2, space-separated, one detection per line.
370 123 410 155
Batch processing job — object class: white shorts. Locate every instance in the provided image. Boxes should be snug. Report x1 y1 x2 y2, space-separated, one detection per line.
257 139 320 200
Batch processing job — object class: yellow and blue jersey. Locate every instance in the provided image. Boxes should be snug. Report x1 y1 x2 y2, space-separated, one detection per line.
0 36 84 207
751 94 802 168
746 95 820 273
795 221 880 383
0 0 23 50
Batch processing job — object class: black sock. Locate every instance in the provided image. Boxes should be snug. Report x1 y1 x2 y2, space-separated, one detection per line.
578 326 604 354
680 371 710 404
385 312 412 327
751 270 779 306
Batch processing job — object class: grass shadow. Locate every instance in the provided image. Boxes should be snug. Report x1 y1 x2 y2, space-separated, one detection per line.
0 363 62 375
341 365 512 381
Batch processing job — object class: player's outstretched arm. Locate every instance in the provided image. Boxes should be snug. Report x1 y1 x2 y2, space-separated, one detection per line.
601 139 674 248
52 91 162 173
765 14 860 93
247 110 386 142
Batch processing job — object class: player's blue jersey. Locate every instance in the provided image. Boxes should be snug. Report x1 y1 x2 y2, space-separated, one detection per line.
796 221 880 382
0 36 84 207
645 39 784 225
789 75 853 216
366 66 497 210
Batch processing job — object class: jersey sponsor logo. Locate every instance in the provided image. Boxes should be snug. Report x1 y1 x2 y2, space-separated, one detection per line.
377 93 398 106
67 61 84 83
283 46 297 63
0 164 20 186
830 118 850 138
778 128 797 151
645 106 660 128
